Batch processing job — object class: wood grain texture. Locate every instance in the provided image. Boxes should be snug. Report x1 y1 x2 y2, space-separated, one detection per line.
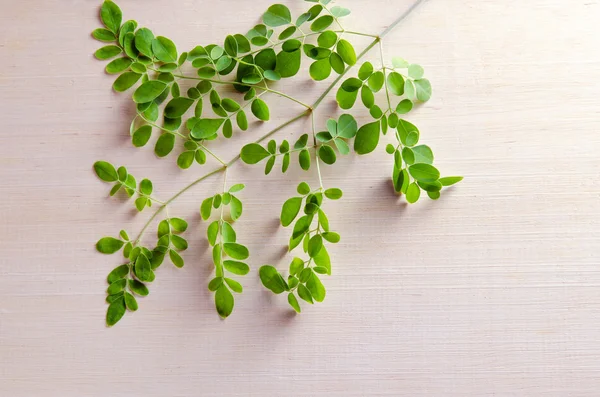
1 0 600 395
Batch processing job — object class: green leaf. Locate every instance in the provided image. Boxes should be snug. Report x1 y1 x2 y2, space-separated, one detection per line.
93 161 118 182
208 277 223 291
288 293 301 313
100 0 122 34
107 264 129 284
278 26 297 40
134 28 154 57
107 278 126 295
322 231 340 243
297 182 310 195
306 273 326 302
275 49 301 78
282 39 302 52
118 20 137 46
330 5 350 17
299 149 311 170
241 143 270 164
392 57 409 68
200 197 213 220
336 39 356 65
133 81 167 103
263 4 292 27
224 35 238 57
190 118 225 140
308 235 323 257
92 28 116 42
324 52 342 75
397 119 419 147
207 221 218 246
310 15 333 31
333 114 355 139
361 85 375 108
124 292 138 311
105 58 131 74
215 284 234 318
387 72 405 96
169 249 184 268
292 215 311 239
411 145 434 164
439 176 463 186
259 265 288 294
318 145 336 165
309 59 331 81
289 257 304 276
408 64 424 79
367 71 384 92
418 181 442 193
169 218 188 233
134 254 153 282
221 221 236 243
324 188 342 200
223 243 249 260
251 98 270 121
106 297 126 326
95 45 122 60
134 197 147 211
165 97 194 118
138 179 151 196
152 36 178 63
318 31 338 48
396 99 413 114
230 196 243 221
96 237 124 254
129 279 149 296
154 133 175 157
298 284 313 304
171 235 188 251
402 147 415 165
113 71 141 92
224 260 249 276
409 163 440 182
406 182 421 203
281 197 302 227
414 79 432 102
354 121 381 155
157 219 170 238
225 278 243 293
357 62 374 81
336 87 358 109
341 78 362 92
175 151 193 169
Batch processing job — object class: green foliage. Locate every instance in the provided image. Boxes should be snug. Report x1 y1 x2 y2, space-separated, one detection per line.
92 0 461 326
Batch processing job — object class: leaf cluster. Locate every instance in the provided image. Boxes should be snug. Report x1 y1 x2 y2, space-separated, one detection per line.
259 181 341 312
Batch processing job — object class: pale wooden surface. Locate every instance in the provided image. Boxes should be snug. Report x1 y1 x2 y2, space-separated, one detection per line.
1 0 600 395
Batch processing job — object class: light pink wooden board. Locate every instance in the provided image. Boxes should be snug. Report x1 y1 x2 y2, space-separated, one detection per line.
1 0 599 395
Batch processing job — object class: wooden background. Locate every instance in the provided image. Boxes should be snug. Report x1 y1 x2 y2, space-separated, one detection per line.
1 0 599 395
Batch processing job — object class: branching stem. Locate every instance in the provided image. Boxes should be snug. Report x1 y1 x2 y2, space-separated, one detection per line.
132 2 424 244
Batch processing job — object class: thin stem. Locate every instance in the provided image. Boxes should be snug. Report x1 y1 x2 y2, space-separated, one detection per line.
165 167 225 206
379 41 392 111
200 144 227 166
134 204 167 244
379 0 426 39
226 110 309 167
311 112 324 190
138 112 186 139
344 31 379 38
168 74 311 109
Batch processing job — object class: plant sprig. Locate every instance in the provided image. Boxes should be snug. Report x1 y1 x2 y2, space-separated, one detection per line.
91 0 461 326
